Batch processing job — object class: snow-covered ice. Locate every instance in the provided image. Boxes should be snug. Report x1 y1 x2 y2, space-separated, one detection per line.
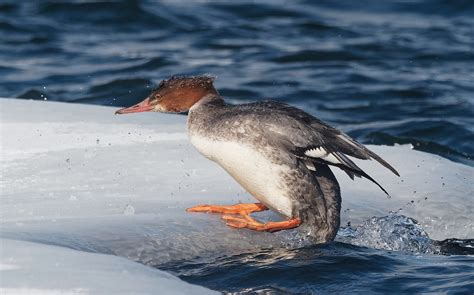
0 238 215 294
1 98 473 293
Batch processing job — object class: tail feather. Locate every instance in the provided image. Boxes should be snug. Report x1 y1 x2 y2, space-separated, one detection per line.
312 152 391 197
335 134 400 176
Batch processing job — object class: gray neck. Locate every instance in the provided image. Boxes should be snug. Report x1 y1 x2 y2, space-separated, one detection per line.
189 93 224 112
187 93 225 135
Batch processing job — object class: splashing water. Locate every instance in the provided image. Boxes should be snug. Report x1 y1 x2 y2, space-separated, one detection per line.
279 213 474 255
339 214 474 255
246 212 474 257
337 214 436 254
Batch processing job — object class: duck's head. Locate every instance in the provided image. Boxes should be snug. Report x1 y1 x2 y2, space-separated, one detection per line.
115 75 218 114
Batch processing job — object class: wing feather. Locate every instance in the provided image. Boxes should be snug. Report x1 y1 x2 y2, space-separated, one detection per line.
253 101 399 195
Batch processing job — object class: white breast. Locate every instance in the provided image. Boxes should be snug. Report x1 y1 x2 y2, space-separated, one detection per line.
188 133 294 217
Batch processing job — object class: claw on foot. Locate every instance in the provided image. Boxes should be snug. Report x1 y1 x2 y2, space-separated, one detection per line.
186 203 268 215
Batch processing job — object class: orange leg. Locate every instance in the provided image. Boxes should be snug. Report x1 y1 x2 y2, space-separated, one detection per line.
221 214 301 232
187 202 300 232
186 202 268 215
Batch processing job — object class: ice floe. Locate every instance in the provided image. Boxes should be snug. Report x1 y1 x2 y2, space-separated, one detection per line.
1 98 472 292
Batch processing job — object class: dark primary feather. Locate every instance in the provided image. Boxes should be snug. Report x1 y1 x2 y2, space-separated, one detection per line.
241 101 399 195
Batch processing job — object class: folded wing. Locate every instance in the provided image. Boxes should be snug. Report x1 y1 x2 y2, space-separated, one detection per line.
258 101 399 196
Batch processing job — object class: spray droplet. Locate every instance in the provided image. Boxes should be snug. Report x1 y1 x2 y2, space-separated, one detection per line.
123 204 135 216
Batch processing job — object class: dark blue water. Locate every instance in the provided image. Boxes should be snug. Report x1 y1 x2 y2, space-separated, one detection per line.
156 215 474 294
160 242 474 294
1 1 473 293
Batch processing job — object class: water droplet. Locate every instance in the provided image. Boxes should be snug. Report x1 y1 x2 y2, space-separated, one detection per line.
123 204 135 215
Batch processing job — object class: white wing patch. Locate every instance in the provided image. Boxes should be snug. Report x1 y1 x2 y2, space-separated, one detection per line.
304 147 326 157
304 147 342 165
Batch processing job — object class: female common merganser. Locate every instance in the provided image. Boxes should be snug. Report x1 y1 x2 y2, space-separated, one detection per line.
116 75 399 243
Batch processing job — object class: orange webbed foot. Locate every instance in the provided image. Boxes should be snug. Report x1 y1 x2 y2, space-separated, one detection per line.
221 214 301 233
186 202 300 232
186 203 268 215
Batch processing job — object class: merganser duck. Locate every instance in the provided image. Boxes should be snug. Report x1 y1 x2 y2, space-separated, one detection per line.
116 75 399 243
